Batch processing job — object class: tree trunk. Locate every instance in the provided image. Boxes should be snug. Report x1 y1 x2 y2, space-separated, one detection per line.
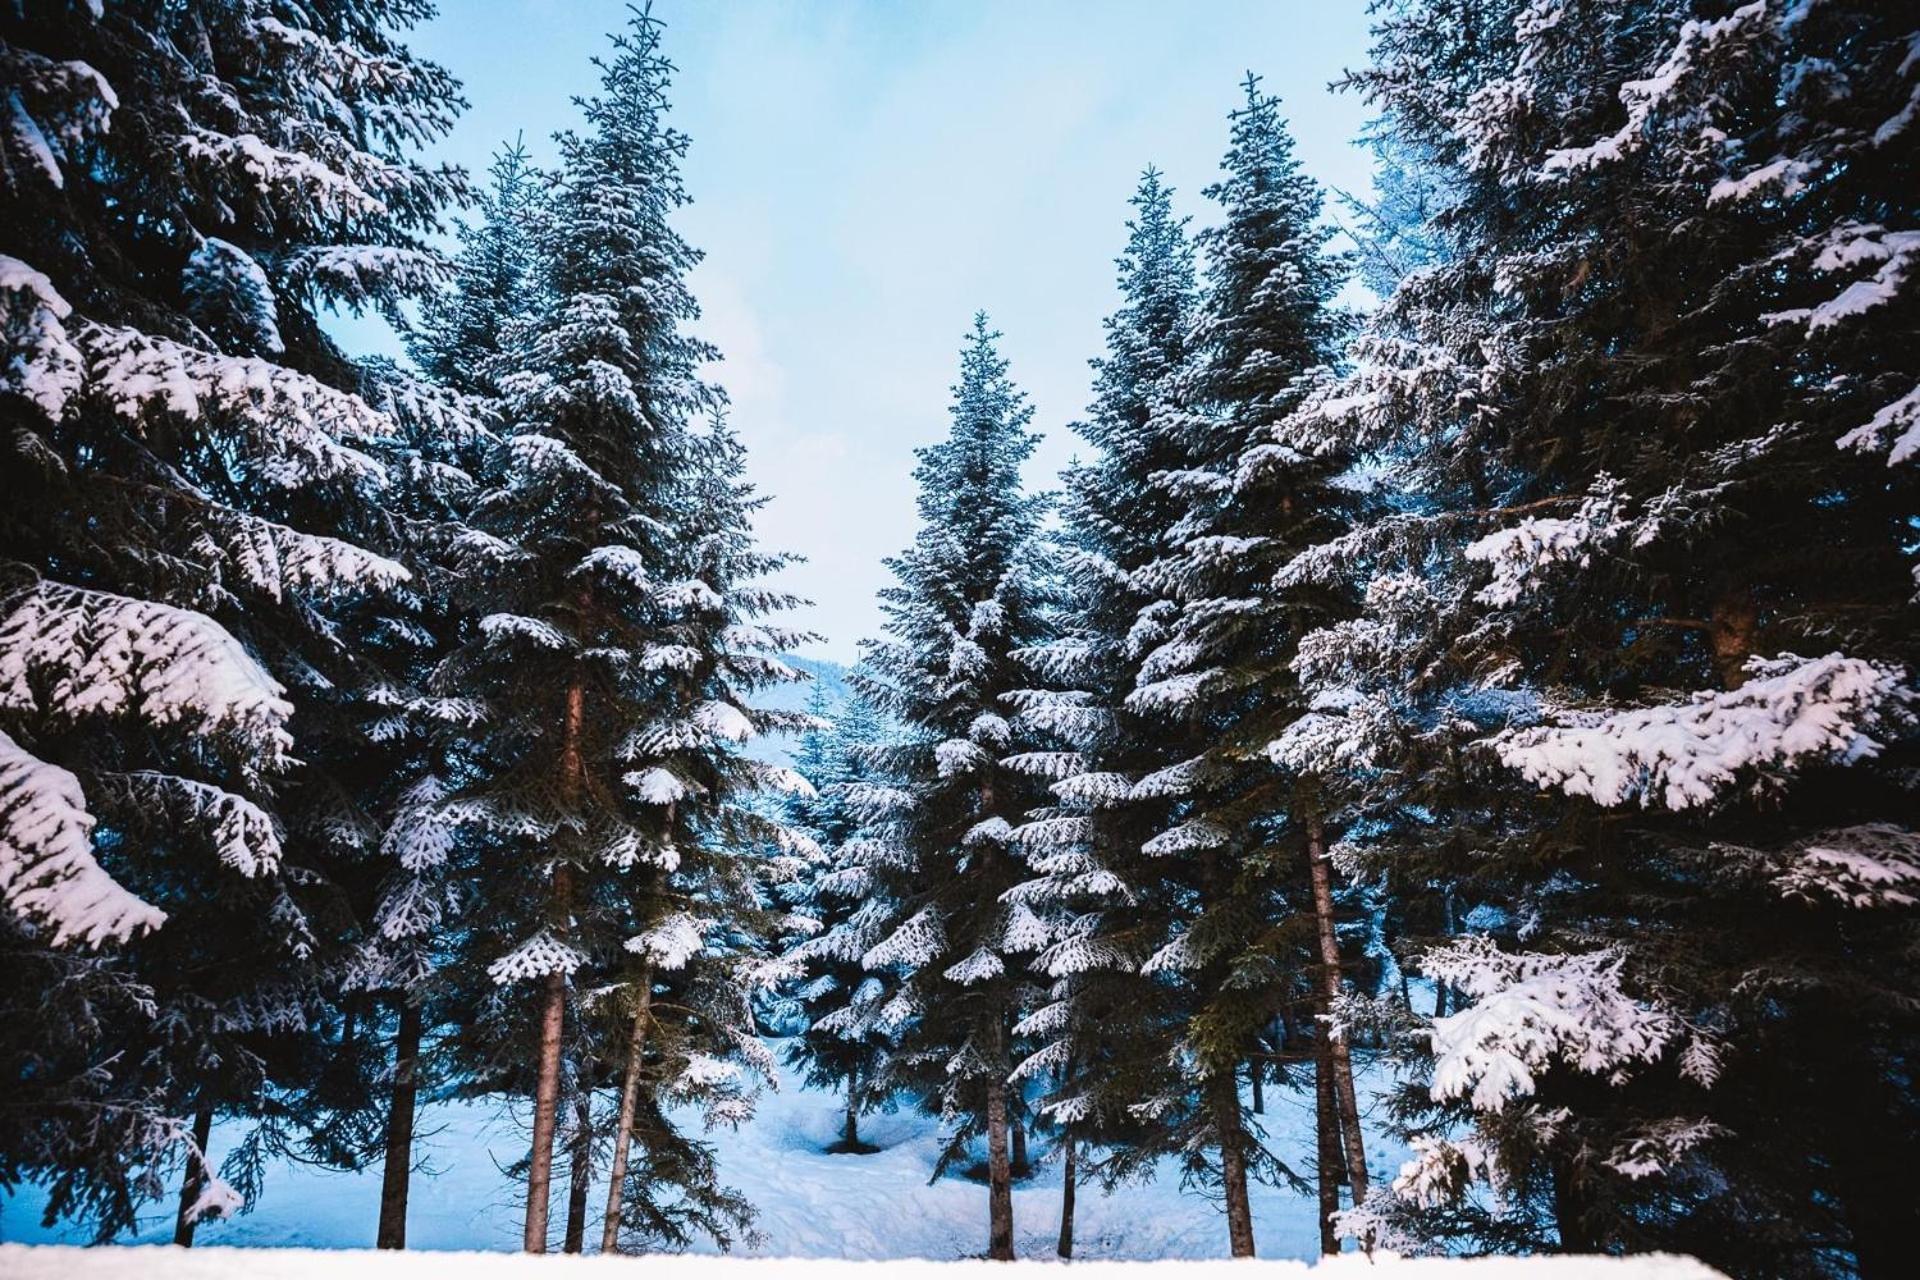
1709 588 1757 690
527 677 588 1253
1308 813 1369 1207
523 962 567 1253
172 1104 215 1248
985 1020 1015 1261
1552 1157 1594 1253
377 1000 423 1249
562 1094 592 1253
1250 1057 1265 1115
1011 1105 1028 1175
1056 1137 1076 1259
1314 1028 1342 1255
842 1071 861 1149
599 973 654 1254
1214 1075 1256 1257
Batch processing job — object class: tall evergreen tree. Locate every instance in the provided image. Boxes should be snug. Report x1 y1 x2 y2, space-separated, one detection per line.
851 315 1051 1260
1001 167 1205 1254
1012 83 1358 1258
778 687 897 1153
1296 2 1920 1273
0 0 464 1240
426 10 806 1253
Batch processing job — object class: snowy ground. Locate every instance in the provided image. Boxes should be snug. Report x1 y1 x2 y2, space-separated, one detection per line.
0 1245 1732 1278
4 1046 1419 1261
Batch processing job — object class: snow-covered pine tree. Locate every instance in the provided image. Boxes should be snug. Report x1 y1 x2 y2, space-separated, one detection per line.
427 11 806 1254
1303 1 1920 1272
1000 167 1205 1258
0 0 463 1240
339 139 544 1251
852 315 1052 1261
1012 80 1358 1260
778 687 897 1153
406 139 544 398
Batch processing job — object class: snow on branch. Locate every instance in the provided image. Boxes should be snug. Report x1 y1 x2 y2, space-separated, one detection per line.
0 254 85 417
1764 223 1920 334
1537 1 1773 177
0 574 294 763
84 322 394 484
92 772 282 877
1772 823 1920 909
1494 653 1911 810
0 729 165 946
1464 481 1626 607
626 912 712 971
1837 383 1920 466
1422 937 1690 1113
487 931 585 985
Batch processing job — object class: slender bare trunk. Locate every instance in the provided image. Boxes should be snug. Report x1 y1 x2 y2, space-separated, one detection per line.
523 962 567 1252
841 1061 860 1148
172 1105 215 1247
377 1000 423 1249
562 1094 592 1253
1709 588 1757 690
526 678 587 1253
599 974 653 1253
1250 1057 1265 1115
985 1013 1015 1261
1057 1137 1076 1259
1011 1104 1028 1174
1314 1026 1342 1255
1214 1075 1256 1257
1307 813 1369 1207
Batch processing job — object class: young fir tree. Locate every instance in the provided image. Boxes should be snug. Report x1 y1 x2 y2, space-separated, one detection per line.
850 316 1051 1260
429 11 807 1254
1013 83 1359 1259
407 139 544 398
1000 167 1204 1258
0 0 463 1241
1295 1 1919 1273
341 138 545 1251
778 687 897 1153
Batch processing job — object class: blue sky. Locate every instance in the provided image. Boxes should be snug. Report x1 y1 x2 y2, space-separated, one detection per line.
343 1 1379 660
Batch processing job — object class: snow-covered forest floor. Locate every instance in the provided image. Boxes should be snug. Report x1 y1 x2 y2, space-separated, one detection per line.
0 1246 1732 1280
4 1046 1407 1261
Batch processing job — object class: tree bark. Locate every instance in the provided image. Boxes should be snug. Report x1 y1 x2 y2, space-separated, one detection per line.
1552 1157 1594 1253
1011 1104 1028 1175
1250 1057 1265 1115
526 677 588 1253
985 1020 1015 1261
1307 813 1369 1207
562 1094 592 1253
1709 588 1757 690
1314 1027 1342 1255
1214 1075 1256 1257
599 973 654 1253
523 961 567 1253
172 1104 215 1248
1056 1137 1076 1259
377 1000 423 1249
842 1067 861 1149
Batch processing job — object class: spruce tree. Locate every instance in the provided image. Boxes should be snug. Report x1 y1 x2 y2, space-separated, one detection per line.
1299 1 1920 1272
0 0 463 1240
427 10 806 1253
1000 167 1205 1254
1012 84 1358 1258
852 315 1051 1260
778 687 896 1153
